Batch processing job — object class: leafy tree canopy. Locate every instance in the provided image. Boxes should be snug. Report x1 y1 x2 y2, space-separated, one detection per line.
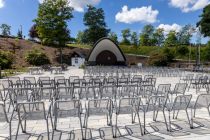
34 0 73 46
108 32 118 44
121 28 131 45
83 5 110 45
0 24 11 36
164 31 178 47
131 32 138 47
29 24 39 40
197 4 210 37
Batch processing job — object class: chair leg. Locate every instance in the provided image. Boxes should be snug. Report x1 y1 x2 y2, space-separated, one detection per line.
136 112 143 136
175 110 180 119
185 110 193 129
162 109 169 131
114 114 118 138
15 121 21 140
79 116 84 140
207 106 210 117
46 119 50 140
9 122 12 140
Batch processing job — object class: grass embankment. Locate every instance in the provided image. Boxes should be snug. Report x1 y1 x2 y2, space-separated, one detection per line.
68 43 207 61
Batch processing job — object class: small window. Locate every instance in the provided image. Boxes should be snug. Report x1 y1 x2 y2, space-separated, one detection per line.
75 58 78 64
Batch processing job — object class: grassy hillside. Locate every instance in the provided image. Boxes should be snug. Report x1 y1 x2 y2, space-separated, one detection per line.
68 43 207 61
0 37 208 71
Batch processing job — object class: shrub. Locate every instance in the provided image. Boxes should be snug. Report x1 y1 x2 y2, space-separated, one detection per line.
176 46 189 56
25 49 50 66
162 47 175 62
148 47 175 66
148 52 168 66
0 51 13 69
203 45 210 61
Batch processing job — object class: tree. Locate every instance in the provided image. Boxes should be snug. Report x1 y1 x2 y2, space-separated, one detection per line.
83 5 110 45
197 4 210 37
139 24 155 46
17 25 23 39
177 24 194 45
76 31 84 44
34 0 73 63
164 31 178 47
121 28 131 45
152 28 164 47
0 24 11 36
29 24 39 40
108 32 118 44
131 32 138 47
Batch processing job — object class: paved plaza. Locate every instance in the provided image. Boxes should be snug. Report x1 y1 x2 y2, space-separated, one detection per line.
0 67 210 140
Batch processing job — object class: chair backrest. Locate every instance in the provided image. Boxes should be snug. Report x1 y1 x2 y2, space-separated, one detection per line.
78 86 98 100
118 78 128 86
86 99 112 116
194 94 210 108
17 102 47 120
100 85 117 99
54 76 65 84
53 100 81 119
157 84 171 96
8 77 20 86
131 75 142 84
90 78 102 87
145 78 156 87
55 86 72 100
69 76 80 84
38 77 50 81
106 77 116 85
172 94 192 110
144 75 153 81
146 95 167 111
24 77 36 85
117 98 139 114
173 83 187 95
1 79 12 89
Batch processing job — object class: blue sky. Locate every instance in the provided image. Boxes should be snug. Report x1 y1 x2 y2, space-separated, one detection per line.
0 0 209 43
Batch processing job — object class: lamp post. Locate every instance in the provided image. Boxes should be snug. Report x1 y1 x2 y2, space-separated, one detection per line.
196 27 202 71
188 26 196 68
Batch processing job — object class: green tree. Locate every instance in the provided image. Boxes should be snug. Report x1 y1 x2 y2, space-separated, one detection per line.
197 4 210 37
203 41 210 61
164 31 178 47
131 32 138 47
17 26 23 39
121 28 131 45
76 31 84 44
83 5 110 45
152 28 164 47
139 24 155 46
0 24 11 36
29 24 39 40
108 32 118 44
34 0 73 63
177 24 194 45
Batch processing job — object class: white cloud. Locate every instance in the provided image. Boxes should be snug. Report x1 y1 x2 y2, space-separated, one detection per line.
157 23 182 34
70 0 101 12
0 0 5 8
115 5 159 24
169 0 210 12
38 0 44 3
38 0 101 12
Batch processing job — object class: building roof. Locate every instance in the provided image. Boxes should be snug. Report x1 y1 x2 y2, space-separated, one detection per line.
71 51 86 58
87 37 126 62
